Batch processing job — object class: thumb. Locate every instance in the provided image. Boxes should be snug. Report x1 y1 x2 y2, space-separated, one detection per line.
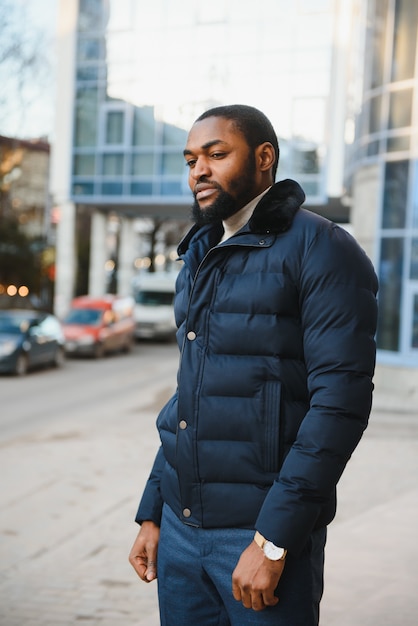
146 558 157 581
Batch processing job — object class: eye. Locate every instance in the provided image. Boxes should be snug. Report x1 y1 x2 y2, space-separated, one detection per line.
211 152 225 159
185 159 196 168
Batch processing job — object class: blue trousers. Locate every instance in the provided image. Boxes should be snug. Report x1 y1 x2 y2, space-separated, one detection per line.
157 504 326 626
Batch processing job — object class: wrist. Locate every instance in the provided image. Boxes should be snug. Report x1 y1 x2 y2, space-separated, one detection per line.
254 531 287 561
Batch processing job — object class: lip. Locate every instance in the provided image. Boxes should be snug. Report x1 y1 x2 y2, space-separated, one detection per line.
194 184 218 201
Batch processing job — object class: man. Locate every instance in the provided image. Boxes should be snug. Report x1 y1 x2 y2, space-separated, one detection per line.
129 104 378 625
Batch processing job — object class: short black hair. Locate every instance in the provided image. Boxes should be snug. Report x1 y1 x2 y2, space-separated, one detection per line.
195 104 279 180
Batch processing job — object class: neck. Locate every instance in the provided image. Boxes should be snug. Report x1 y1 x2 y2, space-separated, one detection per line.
221 186 271 242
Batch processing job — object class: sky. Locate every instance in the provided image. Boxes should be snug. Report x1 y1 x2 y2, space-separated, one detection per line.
0 0 59 139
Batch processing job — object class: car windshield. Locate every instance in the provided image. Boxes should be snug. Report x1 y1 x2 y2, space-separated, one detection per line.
64 308 102 325
135 291 173 306
0 314 32 334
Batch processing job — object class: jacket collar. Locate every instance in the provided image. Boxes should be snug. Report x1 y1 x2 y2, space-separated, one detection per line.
248 178 305 234
178 179 305 255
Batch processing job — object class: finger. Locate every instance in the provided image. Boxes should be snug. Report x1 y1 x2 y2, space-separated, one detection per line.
262 590 279 607
232 580 242 602
146 559 157 582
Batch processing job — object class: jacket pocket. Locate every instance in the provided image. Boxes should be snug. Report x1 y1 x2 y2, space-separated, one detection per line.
262 381 281 473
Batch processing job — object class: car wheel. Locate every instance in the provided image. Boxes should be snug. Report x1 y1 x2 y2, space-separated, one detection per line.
53 346 65 368
15 353 29 376
93 342 105 358
122 336 133 353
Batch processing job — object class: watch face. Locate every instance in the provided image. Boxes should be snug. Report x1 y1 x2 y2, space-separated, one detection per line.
264 541 285 561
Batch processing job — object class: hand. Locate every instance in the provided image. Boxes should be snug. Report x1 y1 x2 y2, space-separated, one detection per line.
232 541 285 611
129 521 160 583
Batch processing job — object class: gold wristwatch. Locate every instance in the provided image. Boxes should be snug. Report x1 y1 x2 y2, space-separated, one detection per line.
254 531 287 561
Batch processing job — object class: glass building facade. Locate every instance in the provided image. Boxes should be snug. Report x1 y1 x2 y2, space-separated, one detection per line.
348 0 418 364
70 0 341 212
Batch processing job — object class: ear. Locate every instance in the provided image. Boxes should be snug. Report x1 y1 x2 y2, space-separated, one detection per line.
256 142 276 174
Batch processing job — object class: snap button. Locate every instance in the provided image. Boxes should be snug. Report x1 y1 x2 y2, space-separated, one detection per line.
259 239 266 245
179 420 187 430
183 508 191 518
187 331 196 340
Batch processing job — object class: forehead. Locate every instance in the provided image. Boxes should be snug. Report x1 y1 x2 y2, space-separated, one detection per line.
185 116 247 152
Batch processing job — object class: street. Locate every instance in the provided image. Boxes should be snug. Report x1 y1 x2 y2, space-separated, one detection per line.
1 344 418 625
0 343 176 626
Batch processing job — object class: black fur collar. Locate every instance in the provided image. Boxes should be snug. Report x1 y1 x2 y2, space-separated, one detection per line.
178 179 305 255
248 179 305 234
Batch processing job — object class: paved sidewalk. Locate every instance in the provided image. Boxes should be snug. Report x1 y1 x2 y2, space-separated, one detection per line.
0 377 417 625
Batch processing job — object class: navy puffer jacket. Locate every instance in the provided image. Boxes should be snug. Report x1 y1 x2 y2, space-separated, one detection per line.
136 179 378 555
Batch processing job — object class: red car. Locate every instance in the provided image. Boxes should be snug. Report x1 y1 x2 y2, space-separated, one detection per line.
62 295 135 358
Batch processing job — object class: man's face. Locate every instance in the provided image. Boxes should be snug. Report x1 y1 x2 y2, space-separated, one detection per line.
183 116 259 226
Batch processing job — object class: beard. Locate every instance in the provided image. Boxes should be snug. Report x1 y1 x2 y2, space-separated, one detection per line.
191 153 257 226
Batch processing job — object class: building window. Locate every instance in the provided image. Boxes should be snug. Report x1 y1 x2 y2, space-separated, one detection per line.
106 111 125 144
412 294 418 348
132 107 155 146
73 154 96 175
161 152 184 176
413 162 418 228
73 181 95 196
391 0 418 81
77 37 103 62
131 181 153 195
78 0 104 32
382 160 408 229
369 94 382 134
368 0 389 89
102 154 124 176
411 239 418 279
388 88 413 130
131 153 155 175
162 123 187 147
377 237 404 350
101 182 123 195
387 136 410 152
74 87 98 147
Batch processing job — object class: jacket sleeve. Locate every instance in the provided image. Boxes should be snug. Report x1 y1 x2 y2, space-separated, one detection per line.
255 223 378 555
135 446 165 526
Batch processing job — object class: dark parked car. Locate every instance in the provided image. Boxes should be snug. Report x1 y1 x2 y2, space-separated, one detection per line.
0 309 65 376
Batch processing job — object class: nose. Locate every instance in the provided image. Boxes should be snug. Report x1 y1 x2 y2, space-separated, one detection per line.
190 156 211 181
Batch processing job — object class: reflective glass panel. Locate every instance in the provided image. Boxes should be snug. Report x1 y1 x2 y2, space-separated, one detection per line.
101 182 123 195
73 154 96 175
411 239 418 279
102 154 124 176
161 153 184 176
131 182 153 195
74 88 98 147
78 0 105 32
388 89 413 130
162 123 187 148
77 38 103 62
376 237 404 351
382 160 408 229
161 181 184 196
387 136 410 152
132 108 155 146
72 181 95 195
412 162 418 228
391 0 418 81
132 154 155 175
369 95 382 134
412 295 418 348
106 111 124 144
369 0 389 89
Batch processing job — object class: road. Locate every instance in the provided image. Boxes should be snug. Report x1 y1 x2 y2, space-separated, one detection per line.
1 344 418 625
0 342 177 626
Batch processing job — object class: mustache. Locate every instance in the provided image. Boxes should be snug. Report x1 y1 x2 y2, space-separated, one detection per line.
193 179 222 196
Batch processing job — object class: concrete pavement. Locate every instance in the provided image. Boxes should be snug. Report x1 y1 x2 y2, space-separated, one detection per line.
0 370 417 625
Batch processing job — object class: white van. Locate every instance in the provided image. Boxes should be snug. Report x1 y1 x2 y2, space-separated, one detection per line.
132 273 177 340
